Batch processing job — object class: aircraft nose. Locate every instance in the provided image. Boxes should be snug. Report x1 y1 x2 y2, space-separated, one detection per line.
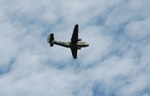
86 43 89 46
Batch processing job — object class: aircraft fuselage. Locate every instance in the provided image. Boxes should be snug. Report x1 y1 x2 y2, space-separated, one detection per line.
52 40 89 49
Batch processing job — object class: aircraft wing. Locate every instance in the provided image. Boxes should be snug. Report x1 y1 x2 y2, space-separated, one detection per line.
70 48 77 59
71 24 78 44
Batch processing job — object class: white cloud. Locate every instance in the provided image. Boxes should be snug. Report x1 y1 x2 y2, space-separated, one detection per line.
0 0 150 96
125 18 150 40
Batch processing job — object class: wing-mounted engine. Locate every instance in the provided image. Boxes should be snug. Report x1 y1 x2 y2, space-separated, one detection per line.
78 38 82 41
47 33 55 47
77 48 81 50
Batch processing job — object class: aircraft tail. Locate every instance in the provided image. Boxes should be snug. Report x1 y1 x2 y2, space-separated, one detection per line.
47 33 55 46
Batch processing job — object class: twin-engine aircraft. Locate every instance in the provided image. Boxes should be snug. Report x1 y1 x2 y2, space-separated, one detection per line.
47 24 89 59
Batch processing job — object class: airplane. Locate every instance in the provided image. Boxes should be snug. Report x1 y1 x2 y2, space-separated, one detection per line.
47 24 89 59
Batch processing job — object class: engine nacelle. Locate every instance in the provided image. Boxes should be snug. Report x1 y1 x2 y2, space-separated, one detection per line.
77 48 81 50
78 39 82 41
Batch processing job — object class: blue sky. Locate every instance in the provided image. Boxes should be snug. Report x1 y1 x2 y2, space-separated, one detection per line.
0 0 150 96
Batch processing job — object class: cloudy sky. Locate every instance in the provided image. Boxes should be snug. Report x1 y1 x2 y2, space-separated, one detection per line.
0 0 150 96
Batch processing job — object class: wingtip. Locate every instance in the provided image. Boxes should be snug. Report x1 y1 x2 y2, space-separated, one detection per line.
75 24 79 26
73 57 77 59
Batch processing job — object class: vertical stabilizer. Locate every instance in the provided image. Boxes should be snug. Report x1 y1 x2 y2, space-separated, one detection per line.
47 33 54 46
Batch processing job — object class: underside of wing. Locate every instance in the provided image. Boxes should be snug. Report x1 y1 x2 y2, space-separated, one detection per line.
71 24 78 44
70 48 77 59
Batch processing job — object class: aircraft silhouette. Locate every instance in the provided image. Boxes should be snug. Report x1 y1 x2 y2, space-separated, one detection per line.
47 24 89 59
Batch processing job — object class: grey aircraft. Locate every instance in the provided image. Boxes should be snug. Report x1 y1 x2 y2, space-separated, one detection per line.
47 24 89 59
